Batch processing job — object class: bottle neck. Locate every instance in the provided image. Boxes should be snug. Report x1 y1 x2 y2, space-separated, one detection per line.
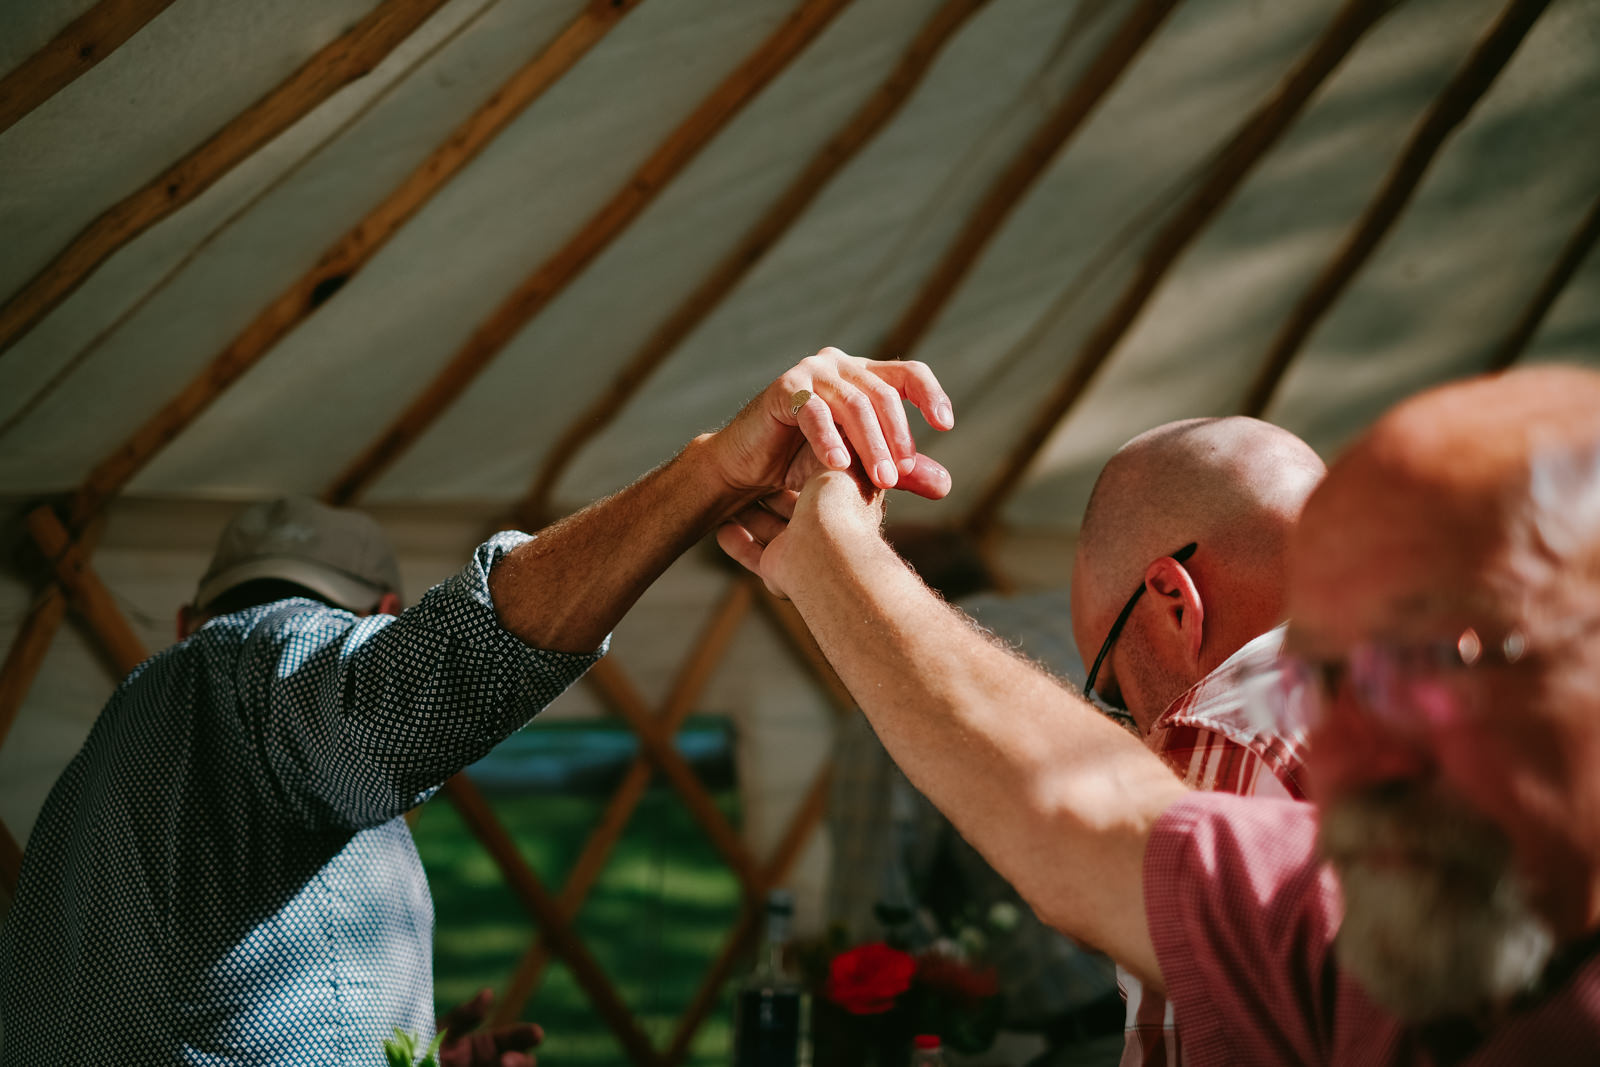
756 911 792 981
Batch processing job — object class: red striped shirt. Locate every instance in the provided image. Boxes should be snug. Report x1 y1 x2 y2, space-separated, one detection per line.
1120 626 1309 1067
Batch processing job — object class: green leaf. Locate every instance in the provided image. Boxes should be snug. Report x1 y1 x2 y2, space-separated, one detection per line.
383 1027 421 1067
418 1029 446 1067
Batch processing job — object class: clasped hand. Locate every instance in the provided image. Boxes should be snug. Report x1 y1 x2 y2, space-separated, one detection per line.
714 347 955 597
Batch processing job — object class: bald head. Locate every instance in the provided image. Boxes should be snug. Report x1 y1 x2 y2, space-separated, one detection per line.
1071 417 1324 725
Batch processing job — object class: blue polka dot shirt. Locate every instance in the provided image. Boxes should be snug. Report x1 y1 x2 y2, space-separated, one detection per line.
0 532 602 1065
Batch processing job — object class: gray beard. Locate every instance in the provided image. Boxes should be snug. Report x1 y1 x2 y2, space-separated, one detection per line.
1318 788 1554 1022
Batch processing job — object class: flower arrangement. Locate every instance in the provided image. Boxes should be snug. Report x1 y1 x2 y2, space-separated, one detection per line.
809 902 1012 1065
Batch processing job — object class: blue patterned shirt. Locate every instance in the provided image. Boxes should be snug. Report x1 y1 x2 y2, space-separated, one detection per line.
0 532 602 1065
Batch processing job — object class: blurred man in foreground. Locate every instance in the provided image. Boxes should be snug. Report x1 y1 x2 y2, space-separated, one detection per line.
0 350 954 1066
1070 417 1324 1065
720 363 1600 1062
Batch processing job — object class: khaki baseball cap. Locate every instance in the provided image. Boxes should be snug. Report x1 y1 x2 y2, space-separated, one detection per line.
195 497 402 613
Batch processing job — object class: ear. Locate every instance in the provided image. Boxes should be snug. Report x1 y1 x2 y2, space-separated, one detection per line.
375 591 402 617
1143 555 1204 666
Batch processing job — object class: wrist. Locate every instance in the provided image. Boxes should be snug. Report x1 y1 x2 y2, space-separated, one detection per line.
679 432 765 521
778 471 888 578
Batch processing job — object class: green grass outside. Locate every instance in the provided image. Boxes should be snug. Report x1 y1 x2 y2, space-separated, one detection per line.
411 769 744 1065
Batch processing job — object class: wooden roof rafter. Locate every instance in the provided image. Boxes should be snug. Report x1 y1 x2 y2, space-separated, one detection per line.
0 0 507 447
1487 190 1600 373
65 0 648 534
1239 0 1554 420
963 0 1400 537
0 0 456 356
875 0 1184 363
324 0 857 508
0 0 178 136
516 0 995 531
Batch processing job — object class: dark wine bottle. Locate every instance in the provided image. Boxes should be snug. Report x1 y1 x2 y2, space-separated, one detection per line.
732 889 812 1067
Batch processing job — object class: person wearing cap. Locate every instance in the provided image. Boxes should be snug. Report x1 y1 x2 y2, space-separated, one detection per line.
718 362 1600 1064
0 350 955 1066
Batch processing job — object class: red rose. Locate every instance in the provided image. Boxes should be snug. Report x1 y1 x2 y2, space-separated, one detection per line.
826 942 916 1015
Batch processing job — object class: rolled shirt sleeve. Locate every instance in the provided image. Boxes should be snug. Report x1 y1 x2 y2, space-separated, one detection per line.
232 531 605 828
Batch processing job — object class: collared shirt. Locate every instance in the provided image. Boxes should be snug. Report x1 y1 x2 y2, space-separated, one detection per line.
1120 625 1310 1067
1146 792 1600 1065
0 532 601 1066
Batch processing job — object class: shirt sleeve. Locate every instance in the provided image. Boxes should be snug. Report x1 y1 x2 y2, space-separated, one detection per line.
233 531 605 829
1143 793 1344 1066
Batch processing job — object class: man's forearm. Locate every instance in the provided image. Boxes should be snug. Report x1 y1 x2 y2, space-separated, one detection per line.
489 434 749 653
780 498 1184 986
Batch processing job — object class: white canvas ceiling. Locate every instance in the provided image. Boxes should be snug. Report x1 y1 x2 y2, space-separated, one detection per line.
1 0 1594 534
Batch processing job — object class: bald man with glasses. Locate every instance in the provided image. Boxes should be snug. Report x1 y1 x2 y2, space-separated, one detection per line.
1069 417 1325 1066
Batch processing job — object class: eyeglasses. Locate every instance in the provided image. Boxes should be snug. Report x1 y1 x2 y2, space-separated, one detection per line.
1274 626 1528 736
1081 542 1198 711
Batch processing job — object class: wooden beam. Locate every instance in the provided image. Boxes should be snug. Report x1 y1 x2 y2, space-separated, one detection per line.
1240 0 1552 419
0 0 177 136
516 0 994 529
440 774 662 1065
0 586 69 753
492 581 752 1024
875 0 1183 363
664 762 835 1065
586 657 763 896
325 0 855 506
0 0 453 356
0 814 22 898
66 0 647 531
965 0 1397 535
25 506 148 676
1487 190 1600 373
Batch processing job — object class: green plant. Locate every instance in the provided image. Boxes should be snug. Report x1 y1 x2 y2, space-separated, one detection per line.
383 1028 445 1067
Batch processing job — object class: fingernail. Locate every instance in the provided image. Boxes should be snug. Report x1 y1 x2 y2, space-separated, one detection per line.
898 456 916 475
875 460 898 487
827 447 849 469
936 401 953 428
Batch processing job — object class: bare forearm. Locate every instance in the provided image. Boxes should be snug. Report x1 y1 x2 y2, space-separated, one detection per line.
783 508 1184 986
489 434 750 653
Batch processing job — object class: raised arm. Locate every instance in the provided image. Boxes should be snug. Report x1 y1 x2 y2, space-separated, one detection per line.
490 348 953 653
236 350 953 829
720 469 1187 990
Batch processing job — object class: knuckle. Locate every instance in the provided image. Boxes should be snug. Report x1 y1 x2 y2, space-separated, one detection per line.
867 381 900 407
845 393 877 420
